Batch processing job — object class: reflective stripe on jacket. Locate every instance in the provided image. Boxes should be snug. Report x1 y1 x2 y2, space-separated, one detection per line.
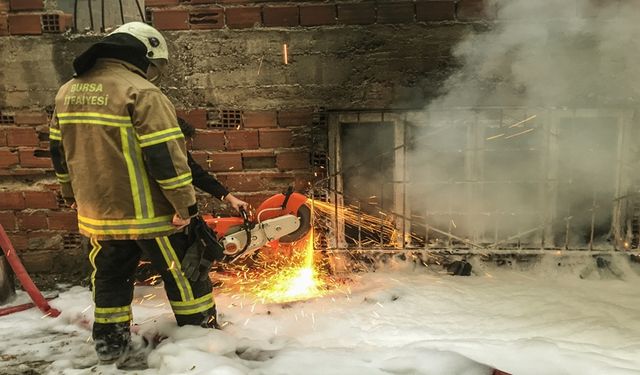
50 58 196 240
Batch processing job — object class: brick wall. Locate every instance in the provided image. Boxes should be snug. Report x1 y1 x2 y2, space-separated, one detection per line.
0 0 499 275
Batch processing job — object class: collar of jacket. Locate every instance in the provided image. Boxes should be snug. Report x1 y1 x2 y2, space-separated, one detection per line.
94 58 148 79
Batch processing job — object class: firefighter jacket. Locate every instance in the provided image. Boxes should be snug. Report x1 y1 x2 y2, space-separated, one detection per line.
49 58 197 240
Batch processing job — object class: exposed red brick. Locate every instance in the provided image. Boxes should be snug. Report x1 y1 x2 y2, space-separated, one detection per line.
243 111 278 128
276 151 310 170
377 2 415 24
190 151 210 169
217 172 293 192
291 129 311 147
0 211 16 231
225 130 259 150
337 3 376 25
0 192 25 210
209 152 243 172
8 14 42 35
416 0 456 21
234 193 276 211
6 128 38 147
215 0 252 3
192 130 225 151
18 148 52 168
0 149 19 169
47 211 78 231
188 0 217 3
8 234 28 251
17 211 48 231
176 108 207 129
277 110 314 127
259 129 292 148
189 7 224 29
22 251 55 273
152 9 189 30
225 7 261 29
263 6 299 27
299 5 336 26
145 0 179 6
0 0 9 12
9 0 43 11
242 150 275 158
456 0 495 20
23 191 58 209
0 14 8 37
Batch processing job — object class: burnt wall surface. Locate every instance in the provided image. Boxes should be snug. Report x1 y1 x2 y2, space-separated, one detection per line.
0 0 478 275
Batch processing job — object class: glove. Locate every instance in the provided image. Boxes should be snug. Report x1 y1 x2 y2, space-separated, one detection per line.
181 238 212 282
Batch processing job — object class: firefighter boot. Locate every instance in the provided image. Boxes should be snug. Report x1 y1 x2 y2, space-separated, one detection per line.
93 322 132 364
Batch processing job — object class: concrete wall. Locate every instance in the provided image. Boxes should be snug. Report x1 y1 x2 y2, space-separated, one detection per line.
0 0 487 274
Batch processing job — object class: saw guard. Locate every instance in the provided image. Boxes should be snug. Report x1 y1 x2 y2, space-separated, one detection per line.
201 192 311 259
255 192 308 222
256 192 311 243
202 215 244 240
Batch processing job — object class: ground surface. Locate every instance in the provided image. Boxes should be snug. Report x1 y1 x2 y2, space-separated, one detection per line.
1 255 640 375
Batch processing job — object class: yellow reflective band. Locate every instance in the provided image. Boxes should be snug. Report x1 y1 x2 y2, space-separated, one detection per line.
79 224 175 236
138 127 184 148
139 134 184 148
157 172 193 190
56 173 70 183
49 128 62 140
133 133 155 218
157 172 192 185
94 306 132 324
88 238 101 301
169 293 213 307
137 127 183 140
57 112 130 121
156 236 194 302
78 215 172 226
95 306 131 314
78 215 175 236
59 119 131 127
121 128 144 219
170 294 215 316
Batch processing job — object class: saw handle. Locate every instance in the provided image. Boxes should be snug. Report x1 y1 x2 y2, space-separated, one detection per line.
239 207 251 254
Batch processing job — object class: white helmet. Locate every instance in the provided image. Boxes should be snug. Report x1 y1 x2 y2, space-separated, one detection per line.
109 22 168 63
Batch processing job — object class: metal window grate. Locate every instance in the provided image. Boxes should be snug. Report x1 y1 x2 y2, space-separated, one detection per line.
207 109 243 129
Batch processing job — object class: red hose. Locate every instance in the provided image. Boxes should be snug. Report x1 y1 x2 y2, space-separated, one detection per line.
0 224 61 317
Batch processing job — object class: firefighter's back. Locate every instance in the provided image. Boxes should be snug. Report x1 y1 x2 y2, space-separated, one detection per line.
53 58 177 240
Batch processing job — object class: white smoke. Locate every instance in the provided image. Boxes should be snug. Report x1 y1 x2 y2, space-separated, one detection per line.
407 0 640 249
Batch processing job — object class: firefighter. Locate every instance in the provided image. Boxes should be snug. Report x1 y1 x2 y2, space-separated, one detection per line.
49 22 216 364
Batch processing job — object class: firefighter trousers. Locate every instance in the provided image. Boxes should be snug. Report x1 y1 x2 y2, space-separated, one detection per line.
89 232 217 350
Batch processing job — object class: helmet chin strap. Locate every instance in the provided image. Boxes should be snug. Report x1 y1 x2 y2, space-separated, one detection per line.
147 59 167 83
147 66 161 82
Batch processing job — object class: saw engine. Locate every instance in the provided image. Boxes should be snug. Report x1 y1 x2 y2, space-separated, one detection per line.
202 190 311 262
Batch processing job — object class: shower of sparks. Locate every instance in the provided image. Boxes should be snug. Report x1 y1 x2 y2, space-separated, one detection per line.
504 128 535 139
508 114 537 128
309 199 424 245
218 229 343 304
486 133 505 141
